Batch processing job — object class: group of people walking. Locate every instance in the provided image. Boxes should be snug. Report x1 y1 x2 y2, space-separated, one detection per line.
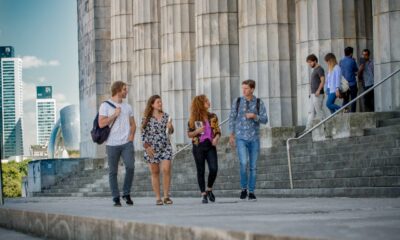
306 47 374 130
98 80 268 206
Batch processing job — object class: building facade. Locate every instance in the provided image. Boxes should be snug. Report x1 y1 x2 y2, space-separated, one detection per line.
77 0 400 158
1 57 24 158
36 86 56 146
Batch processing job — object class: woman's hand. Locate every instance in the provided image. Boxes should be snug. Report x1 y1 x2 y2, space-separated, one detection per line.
146 147 155 158
195 126 204 135
212 135 219 146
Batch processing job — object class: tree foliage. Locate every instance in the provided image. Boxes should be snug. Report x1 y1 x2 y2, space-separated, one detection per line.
1 159 30 197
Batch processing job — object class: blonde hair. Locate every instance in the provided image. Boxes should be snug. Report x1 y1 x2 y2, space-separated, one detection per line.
111 81 126 96
324 53 338 72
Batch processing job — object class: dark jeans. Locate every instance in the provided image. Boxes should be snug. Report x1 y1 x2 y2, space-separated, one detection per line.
343 85 358 112
106 142 135 199
192 140 218 193
364 85 375 112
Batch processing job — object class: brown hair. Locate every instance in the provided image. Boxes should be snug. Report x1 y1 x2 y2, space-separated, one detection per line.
188 95 209 129
306 54 318 63
324 53 338 72
142 95 162 130
242 79 256 89
111 81 126 96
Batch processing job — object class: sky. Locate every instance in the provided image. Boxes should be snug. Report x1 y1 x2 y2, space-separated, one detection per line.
0 0 79 154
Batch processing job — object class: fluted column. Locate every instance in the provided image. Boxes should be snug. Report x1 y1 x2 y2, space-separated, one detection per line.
239 0 297 127
133 0 161 117
160 0 196 144
195 0 239 133
111 0 133 101
296 0 373 124
373 0 400 111
78 0 111 158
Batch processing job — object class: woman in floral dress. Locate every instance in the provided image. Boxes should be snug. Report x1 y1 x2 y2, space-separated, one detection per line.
187 95 221 204
141 95 174 205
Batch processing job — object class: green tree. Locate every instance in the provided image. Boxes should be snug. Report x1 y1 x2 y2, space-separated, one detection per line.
2 159 30 197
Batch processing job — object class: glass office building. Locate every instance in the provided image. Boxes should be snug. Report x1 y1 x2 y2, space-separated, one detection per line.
1 57 24 158
36 86 56 146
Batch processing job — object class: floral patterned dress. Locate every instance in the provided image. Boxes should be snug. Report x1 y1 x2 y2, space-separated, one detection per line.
142 113 173 163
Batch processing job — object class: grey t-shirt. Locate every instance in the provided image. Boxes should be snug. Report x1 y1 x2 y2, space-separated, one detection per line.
310 66 325 94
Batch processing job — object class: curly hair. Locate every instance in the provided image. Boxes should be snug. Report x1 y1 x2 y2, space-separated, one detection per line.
142 95 162 131
188 95 209 129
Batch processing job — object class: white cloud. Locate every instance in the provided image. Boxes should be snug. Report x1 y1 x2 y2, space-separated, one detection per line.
21 56 60 69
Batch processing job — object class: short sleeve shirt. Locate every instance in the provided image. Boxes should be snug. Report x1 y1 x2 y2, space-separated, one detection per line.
310 66 325 94
99 99 134 146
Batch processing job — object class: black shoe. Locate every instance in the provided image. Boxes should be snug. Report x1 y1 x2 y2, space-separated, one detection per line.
206 190 215 202
202 195 208 204
122 195 133 206
248 192 257 201
113 197 122 207
240 189 248 200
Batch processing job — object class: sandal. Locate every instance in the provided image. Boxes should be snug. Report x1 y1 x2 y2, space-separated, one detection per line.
156 199 164 205
163 197 173 205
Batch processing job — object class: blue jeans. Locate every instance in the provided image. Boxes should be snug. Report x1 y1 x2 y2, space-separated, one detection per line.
106 141 135 199
326 88 341 113
236 138 260 193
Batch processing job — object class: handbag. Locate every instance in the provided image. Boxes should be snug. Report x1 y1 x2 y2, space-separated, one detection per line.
340 77 349 92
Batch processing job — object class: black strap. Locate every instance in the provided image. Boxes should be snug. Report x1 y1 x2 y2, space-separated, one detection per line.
235 97 260 119
104 101 116 108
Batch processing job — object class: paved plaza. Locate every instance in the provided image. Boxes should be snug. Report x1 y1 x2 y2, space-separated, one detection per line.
1 197 399 240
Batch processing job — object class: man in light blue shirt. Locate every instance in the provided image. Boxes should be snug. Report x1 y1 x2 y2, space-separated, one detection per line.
229 80 268 201
340 46 359 112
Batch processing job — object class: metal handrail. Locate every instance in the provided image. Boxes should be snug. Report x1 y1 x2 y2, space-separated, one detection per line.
172 118 230 158
286 68 400 189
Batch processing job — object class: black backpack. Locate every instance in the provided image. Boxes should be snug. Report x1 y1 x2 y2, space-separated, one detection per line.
91 101 117 144
235 97 260 119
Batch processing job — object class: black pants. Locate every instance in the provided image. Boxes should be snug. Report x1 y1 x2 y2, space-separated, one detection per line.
343 85 358 112
192 140 218 193
364 85 375 112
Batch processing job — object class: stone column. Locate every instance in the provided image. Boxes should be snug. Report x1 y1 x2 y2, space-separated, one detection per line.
239 0 297 127
110 0 133 98
78 0 111 158
296 0 373 124
195 0 240 133
160 0 196 144
373 1 400 111
133 0 161 118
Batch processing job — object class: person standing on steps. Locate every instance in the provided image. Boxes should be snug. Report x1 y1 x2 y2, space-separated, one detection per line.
306 54 326 130
340 46 359 112
141 95 174 206
325 53 342 114
98 81 136 207
229 80 268 201
187 95 221 204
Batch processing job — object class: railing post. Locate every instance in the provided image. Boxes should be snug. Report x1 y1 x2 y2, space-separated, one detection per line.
286 138 294 189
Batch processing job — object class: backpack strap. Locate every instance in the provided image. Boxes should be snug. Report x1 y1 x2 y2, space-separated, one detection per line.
104 101 117 108
235 97 241 119
256 98 260 115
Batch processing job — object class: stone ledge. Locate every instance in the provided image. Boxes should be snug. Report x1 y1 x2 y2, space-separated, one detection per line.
0 208 310 240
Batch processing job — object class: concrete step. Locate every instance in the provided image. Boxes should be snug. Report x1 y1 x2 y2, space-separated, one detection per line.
378 117 400 127
364 125 400 135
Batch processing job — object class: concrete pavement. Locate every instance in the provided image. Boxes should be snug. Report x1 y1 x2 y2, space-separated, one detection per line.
1 197 400 240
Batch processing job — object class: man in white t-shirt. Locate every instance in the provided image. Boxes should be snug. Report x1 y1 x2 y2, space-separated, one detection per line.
98 81 136 207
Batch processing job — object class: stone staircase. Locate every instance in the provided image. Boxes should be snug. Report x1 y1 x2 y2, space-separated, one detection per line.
34 112 400 198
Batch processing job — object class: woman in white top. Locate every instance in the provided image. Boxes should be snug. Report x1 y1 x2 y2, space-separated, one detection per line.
324 53 342 113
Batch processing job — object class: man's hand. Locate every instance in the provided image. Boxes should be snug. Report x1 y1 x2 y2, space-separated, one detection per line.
114 107 121 117
146 147 155 158
245 113 257 119
315 90 320 97
128 134 134 142
335 89 340 98
229 134 235 148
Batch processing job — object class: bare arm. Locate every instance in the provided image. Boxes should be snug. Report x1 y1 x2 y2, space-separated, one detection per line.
98 111 119 128
316 76 325 96
128 117 136 142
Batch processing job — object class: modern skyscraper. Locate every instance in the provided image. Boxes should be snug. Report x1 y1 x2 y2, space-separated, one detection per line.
0 46 15 159
36 86 56 146
1 57 24 158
